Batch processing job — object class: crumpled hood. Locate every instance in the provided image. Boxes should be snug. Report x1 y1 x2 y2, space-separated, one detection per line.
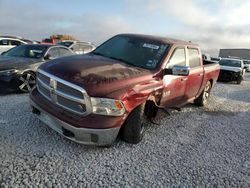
220 65 241 72
39 54 153 97
0 56 41 70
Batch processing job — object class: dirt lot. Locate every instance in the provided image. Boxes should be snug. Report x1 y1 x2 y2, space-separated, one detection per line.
0 74 249 187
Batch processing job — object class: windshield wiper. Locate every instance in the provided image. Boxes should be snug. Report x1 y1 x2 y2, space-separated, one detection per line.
92 52 146 69
110 56 147 69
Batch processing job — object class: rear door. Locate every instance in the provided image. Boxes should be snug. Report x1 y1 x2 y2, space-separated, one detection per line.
184 47 204 99
160 47 188 107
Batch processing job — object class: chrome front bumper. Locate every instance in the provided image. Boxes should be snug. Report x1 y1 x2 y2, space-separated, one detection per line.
30 99 120 146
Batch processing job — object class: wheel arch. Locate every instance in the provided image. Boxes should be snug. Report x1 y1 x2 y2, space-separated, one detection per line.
20 69 36 75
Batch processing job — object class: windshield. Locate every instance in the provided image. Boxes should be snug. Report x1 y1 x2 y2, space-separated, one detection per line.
243 60 250 65
219 59 241 67
58 41 74 47
93 35 169 70
3 45 47 58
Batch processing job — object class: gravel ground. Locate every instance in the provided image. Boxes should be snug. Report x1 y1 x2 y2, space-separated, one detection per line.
0 74 250 187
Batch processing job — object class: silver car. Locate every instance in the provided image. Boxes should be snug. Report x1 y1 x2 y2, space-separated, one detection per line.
57 40 95 54
243 60 250 72
0 36 36 54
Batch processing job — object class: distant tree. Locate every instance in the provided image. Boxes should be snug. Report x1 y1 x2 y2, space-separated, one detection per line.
50 34 76 40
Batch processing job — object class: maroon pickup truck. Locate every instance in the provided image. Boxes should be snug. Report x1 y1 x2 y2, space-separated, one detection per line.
30 34 220 146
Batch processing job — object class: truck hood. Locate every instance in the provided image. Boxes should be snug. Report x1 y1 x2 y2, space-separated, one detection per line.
220 65 241 72
0 56 42 70
39 54 153 97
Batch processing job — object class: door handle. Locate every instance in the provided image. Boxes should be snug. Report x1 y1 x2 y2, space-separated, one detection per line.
181 77 188 81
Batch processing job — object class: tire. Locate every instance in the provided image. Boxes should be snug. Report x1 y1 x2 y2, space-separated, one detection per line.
236 76 243 85
144 100 158 120
121 103 146 144
194 81 212 106
18 71 36 93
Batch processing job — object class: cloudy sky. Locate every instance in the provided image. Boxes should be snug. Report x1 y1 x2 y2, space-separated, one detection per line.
0 0 249 56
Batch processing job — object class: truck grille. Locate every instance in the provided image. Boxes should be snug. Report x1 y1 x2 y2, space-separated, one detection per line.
36 69 91 116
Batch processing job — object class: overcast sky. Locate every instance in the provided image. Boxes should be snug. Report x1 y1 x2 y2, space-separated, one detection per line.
0 0 249 56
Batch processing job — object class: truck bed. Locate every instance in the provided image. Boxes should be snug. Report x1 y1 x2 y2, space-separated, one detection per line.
203 59 219 66
203 60 220 86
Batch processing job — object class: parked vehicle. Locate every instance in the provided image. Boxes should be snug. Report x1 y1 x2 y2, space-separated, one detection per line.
218 58 245 84
30 34 220 146
40 38 60 44
0 36 36 54
57 41 95 54
0 44 74 92
243 60 250 72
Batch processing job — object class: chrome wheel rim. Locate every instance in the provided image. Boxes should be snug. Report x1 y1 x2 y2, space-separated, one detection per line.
19 73 36 92
140 123 145 135
203 83 211 103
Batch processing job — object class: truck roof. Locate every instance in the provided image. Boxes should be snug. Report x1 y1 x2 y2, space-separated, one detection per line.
118 33 198 46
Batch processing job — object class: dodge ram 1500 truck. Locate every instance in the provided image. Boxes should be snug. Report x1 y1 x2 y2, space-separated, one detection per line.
30 34 220 146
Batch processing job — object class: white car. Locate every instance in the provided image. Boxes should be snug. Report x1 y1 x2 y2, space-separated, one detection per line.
243 60 250 72
0 36 35 54
218 58 245 84
57 40 95 54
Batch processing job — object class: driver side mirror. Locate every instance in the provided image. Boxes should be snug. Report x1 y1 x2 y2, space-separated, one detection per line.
164 65 190 76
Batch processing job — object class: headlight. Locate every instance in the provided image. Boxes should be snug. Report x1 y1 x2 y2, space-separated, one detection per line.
91 97 126 116
0 69 18 76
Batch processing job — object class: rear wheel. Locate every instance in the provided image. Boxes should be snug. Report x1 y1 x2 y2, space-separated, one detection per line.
121 103 146 144
194 81 212 106
18 72 36 93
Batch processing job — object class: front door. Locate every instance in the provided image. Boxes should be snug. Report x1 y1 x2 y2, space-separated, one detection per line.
160 47 188 107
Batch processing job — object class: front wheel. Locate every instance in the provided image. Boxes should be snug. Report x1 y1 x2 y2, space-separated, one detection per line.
121 103 146 144
194 81 212 106
236 76 243 85
18 72 36 93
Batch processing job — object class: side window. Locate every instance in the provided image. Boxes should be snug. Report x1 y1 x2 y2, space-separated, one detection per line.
188 48 200 68
78 44 86 50
166 48 186 68
0 39 10 45
47 48 60 59
79 43 94 52
58 47 73 56
71 44 80 51
10 40 22 46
